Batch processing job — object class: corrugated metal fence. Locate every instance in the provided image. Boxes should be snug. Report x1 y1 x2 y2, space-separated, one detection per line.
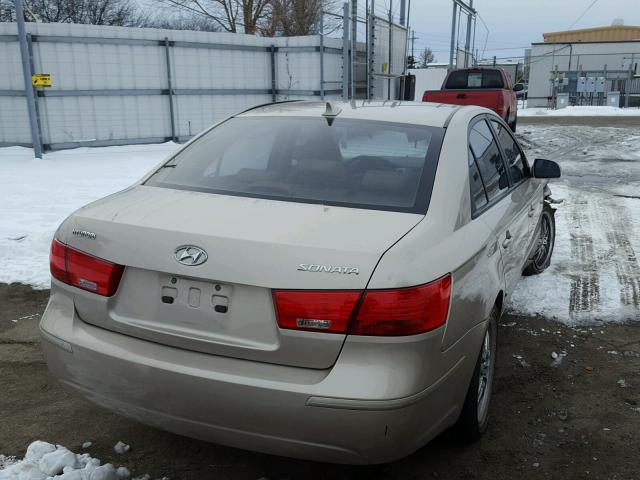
0 23 351 150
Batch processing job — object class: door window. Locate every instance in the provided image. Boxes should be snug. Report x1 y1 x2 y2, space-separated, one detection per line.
469 120 509 202
491 120 527 184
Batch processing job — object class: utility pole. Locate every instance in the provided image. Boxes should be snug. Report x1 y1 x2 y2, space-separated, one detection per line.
449 0 476 71
448 1 457 70
464 0 473 67
399 0 406 26
410 30 418 60
15 0 42 158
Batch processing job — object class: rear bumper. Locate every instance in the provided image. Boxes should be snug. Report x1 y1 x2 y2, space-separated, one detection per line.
40 291 483 464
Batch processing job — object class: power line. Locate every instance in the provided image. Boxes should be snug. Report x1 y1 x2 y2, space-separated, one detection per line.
567 0 599 30
476 13 489 59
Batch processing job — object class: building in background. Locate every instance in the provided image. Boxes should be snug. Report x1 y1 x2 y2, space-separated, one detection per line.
543 25 640 43
408 63 449 100
528 24 640 108
476 59 522 86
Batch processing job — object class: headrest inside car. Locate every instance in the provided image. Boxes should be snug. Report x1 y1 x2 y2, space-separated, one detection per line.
361 170 408 192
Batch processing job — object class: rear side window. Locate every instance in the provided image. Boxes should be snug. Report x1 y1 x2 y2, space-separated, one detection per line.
468 147 488 213
491 120 527 184
469 120 509 202
445 69 505 89
145 117 445 214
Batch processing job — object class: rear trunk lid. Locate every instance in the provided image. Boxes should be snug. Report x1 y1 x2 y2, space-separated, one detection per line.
59 186 423 368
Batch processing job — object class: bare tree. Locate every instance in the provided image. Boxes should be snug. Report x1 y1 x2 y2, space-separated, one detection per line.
262 0 321 36
144 12 221 31
0 0 148 25
419 47 435 67
156 0 270 34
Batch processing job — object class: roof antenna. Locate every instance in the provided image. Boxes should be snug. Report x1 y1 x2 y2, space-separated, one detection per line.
322 101 342 126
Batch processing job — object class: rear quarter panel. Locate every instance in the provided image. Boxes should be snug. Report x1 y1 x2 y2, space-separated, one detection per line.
367 108 505 352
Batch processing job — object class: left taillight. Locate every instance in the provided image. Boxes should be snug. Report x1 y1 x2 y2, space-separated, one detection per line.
50 239 124 297
272 290 361 333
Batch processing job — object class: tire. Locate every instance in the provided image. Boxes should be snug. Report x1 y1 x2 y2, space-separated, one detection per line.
454 308 498 443
509 114 517 132
523 204 555 276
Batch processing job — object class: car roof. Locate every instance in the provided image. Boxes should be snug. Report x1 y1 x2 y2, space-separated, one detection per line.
237 100 468 128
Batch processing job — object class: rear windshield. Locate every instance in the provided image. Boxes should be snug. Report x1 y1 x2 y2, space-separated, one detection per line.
444 69 504 89
145 117 444 214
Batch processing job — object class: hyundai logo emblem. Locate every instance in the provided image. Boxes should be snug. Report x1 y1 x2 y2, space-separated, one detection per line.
174 245 208 266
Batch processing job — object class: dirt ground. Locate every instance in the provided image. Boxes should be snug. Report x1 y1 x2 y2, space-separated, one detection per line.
1 282 639 480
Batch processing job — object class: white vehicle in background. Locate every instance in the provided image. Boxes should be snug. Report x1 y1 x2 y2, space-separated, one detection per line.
41 101 559 464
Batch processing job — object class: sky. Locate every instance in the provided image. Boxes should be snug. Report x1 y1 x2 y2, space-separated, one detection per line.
402 0 640 62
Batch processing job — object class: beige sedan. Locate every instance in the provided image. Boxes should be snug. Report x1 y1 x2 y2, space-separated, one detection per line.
40 101 560 464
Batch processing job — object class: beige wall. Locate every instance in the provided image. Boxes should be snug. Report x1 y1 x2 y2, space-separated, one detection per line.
543 26 640 43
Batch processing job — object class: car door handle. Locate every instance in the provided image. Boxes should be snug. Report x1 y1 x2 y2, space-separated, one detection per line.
457 93 467 99
502 230 513 248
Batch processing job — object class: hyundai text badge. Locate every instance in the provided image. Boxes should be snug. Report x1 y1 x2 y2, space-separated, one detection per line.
174 245 208 266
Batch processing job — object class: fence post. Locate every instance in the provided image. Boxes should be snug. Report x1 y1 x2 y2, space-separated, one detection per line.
15 0 42 157
388 0 393 100
270 45 277 102
320 13 325 100
342 2 350 100
368 0 375 99
164 38 177 142
625 53 634 109
351 0 357 99
26 33 43 150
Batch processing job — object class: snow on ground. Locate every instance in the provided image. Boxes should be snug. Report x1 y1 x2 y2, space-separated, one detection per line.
0 143 178 288
519 106 640 117
0 440 140 480
508 125 640 324
0 125 639 325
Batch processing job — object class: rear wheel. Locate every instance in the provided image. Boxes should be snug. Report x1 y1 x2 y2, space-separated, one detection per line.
509 114 517 132
523 204 555 276
455 308 497 442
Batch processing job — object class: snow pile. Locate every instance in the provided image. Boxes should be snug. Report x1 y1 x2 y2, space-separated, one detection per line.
113 443 130 455
0 440 131 480
520 106 640 117
0 143 178 288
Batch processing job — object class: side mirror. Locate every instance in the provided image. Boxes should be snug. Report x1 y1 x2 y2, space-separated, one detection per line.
513 83 524 92
533 158 561 179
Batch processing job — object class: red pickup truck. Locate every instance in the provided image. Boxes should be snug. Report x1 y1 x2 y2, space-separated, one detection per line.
422 67 521 131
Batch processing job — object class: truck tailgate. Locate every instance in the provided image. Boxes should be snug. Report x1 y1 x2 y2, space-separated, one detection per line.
423 90 502 111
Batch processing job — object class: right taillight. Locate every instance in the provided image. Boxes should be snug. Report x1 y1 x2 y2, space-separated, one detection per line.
273 274 451 336
49 239 124 297
350 275 451 336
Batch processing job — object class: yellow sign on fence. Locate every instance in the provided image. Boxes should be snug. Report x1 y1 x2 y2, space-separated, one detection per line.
32 74 52 87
